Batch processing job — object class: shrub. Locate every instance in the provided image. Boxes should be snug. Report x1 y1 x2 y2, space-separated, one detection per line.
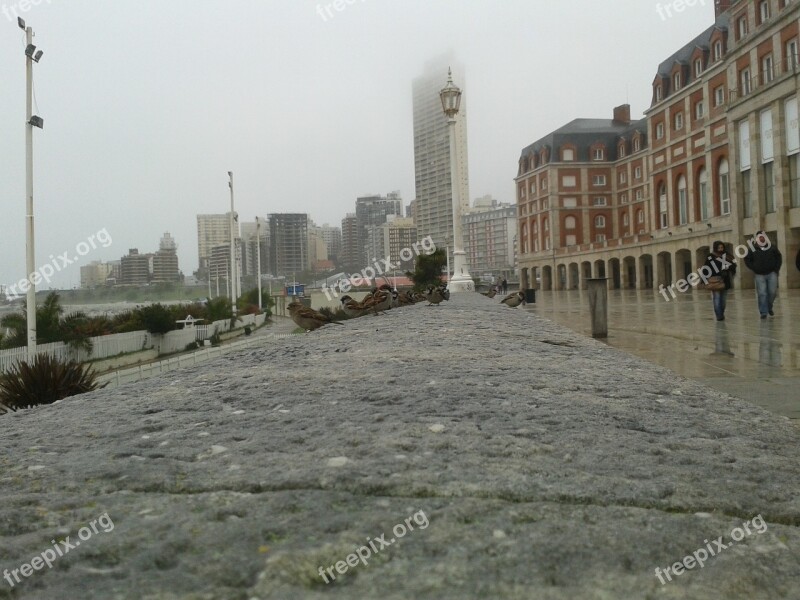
138 304 175 335
0 355 106 413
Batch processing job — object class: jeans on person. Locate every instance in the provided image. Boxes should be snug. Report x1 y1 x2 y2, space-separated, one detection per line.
711 290 727 320
754 272 778 316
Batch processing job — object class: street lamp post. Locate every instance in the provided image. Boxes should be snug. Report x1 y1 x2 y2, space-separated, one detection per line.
256 216 263 311
439 68 473 293
228 171 238 317
20 17 44 358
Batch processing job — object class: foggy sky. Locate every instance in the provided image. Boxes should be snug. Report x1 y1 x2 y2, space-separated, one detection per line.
0 0 714 289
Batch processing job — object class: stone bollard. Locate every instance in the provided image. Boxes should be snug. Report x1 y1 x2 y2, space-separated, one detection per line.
587 278 608 339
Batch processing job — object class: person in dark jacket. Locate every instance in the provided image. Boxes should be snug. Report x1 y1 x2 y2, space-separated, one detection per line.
704 240 737 321
744 231 782 318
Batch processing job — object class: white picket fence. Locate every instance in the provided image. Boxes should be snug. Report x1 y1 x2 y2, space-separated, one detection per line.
0 314 267 373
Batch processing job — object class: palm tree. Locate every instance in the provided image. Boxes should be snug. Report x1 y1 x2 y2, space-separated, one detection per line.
0 292 93 352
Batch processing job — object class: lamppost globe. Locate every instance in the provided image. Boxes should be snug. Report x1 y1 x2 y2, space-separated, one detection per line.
439 68 473 293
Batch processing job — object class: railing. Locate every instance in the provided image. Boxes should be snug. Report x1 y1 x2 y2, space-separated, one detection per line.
97 331 297 390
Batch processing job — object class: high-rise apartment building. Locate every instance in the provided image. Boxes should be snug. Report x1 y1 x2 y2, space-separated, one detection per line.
355 192 403 264
241 219 269 278
269 213 308 277
119 249 151 286
197 213 238 276
152 232 181 283
413 56 470 248
80 261 113 289
341 213 360 272
319 224 342 266
463 200 517 277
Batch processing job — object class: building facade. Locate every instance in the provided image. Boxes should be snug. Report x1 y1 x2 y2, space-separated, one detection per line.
152 232 181 283
517 0 800 293
197 213 238 276
340 213 361 272
119 249 151 286
269 213 308 277
80 261 113 289
463 200 517 278
355 192 403 265
413 56 470 248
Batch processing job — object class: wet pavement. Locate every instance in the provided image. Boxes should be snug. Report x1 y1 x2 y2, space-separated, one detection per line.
527 288 800 422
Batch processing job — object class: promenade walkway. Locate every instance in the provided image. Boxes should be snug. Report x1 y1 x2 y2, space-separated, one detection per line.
1 294 798 599
529 289 800 422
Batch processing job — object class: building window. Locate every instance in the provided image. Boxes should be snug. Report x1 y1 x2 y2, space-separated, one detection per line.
675 112 684 130
695 100 705 120
635 189 643 201
593 197 607 206
742 169 753 217
623 213 630 227
759 0 770 22
656 122 665 139
714 40 723 62
699 168 710 220
737 15 748 40
762 54 774 83
659 184 668 228
594 215 606 228
592 175 607 186
694 58 703 77
719 159 731 215
593 148 605 161
541 178 548 190
619 171 627 183
619 144 626 158
764 162 775 213
673 72 681 91
656 86 663 102
635 166 642 179
787 39 799 68
565 216 576 230
637 209 645 224
562 175 577 187
620 193 628 204
790 154 800 208
740 67 751 95
677 176 688 224
633 137 641 152
596 234 606 243
562 148 574 161
714 86 725 106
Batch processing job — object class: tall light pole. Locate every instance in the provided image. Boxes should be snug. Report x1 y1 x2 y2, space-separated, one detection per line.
20 17 45 357
256 216 263 311
227 171 238 316
440 68 473 292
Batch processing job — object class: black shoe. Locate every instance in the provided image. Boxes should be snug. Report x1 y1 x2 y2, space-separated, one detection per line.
716 316 725 321
761 314 767 319
769 310 774 316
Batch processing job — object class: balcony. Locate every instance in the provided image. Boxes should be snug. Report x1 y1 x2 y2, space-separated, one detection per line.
728 56 799 106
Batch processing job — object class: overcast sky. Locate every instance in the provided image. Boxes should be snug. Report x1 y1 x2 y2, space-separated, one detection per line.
0 0 714 289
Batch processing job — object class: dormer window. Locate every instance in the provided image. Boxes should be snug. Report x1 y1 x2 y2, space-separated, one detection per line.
737 15 748 40
619 144 626 158
633 137 641 152
694 58 703 77
713 40 723 61
656 86 663 102
562 147 575 161
593 147 605 161
673 72 681 91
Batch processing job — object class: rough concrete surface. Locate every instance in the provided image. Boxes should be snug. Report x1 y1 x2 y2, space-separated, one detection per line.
0 293 798 600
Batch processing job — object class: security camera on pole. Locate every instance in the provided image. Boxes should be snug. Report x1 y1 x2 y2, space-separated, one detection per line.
439 69 474 293
20 17 45 359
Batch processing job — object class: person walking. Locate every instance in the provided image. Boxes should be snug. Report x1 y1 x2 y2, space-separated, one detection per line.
502 278 508 294
704 240 737 321
744 231 782 319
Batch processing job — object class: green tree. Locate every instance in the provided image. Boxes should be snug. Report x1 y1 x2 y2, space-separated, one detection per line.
237 288 273 317
406 248 447 291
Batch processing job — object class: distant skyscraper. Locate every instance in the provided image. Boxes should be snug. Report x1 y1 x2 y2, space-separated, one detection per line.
412 55 470 248
241 220 269 278
319 224 342 266
197 213 238 276
152 232 180 283
269 213 308 277
341 213 360 272
355 191 403 265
